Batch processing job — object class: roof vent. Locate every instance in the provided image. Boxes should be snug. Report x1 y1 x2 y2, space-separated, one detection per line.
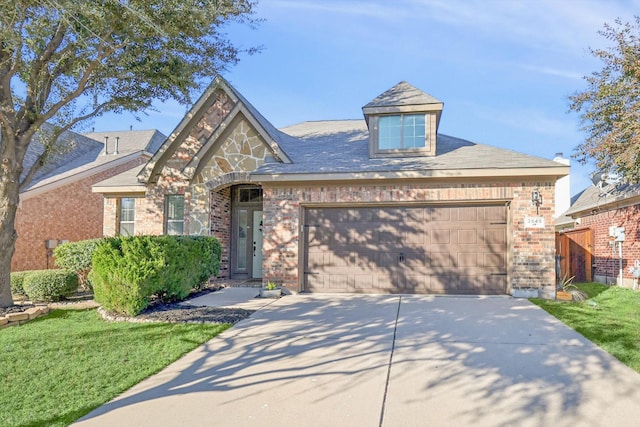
103 136 108 155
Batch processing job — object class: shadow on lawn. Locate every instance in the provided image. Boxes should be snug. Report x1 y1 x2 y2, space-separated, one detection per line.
75 295 640 426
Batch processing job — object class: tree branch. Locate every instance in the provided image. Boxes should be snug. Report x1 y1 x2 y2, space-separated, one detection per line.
18 100 111 190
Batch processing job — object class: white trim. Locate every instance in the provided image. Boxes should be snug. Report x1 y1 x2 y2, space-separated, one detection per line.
20 152 147 201
92 185 147 194
253 166 569 183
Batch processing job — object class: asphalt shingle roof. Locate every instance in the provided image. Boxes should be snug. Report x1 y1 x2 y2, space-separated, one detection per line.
564 183 640 216
23 129 166 192
253 119 564 175
363 81 443 108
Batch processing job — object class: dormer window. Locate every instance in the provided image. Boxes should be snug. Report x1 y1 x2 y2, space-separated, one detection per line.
362 81 443 158
379 114 426 150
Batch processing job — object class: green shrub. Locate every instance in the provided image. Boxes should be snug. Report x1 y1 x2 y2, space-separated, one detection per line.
54 238 102 290
10 271 29 296
22 269 79 302
90 235 221 316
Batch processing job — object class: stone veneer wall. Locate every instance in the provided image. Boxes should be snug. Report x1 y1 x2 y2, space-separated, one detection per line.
261 180 557 296
578 204 640 286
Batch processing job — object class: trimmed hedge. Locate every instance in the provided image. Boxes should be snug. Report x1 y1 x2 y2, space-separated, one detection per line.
90 235 221 316
22 270 79 302
54 238 102 290
10 271 29 297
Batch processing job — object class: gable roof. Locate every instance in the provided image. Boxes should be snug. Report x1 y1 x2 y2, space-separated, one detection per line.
138 75 291 184
20 124 102 187
21 129 166 199
363 81 443 109
252 119 568 181
362 81 445 131
564 183 640 217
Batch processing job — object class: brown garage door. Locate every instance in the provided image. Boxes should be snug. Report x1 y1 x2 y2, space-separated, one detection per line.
303 205 507 294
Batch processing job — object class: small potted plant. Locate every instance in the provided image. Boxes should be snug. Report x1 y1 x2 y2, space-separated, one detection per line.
259 281 282 298
556 274 588 302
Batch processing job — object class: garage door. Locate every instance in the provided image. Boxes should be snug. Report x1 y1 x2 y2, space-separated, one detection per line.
303 205 507 294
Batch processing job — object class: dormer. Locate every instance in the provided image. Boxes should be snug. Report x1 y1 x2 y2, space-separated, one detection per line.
363 81 443 158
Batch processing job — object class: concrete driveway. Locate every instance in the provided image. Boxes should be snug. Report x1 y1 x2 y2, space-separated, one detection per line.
76 295 640 427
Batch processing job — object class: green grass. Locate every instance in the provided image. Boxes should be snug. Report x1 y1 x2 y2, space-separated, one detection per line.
531 283 640 373
0 309 230 427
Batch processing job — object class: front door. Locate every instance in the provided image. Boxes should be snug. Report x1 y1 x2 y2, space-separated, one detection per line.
231 186 263 279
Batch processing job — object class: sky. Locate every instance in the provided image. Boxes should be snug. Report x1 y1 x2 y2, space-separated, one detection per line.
92 0 640 197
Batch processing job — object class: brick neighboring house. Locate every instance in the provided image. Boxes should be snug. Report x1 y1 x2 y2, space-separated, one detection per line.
12 129 166 271
93 76 568 298
557 183 640 287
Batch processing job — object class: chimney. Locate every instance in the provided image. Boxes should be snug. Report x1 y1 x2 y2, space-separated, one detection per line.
103 136 109 155
129 125 133 131
114 136 119 155
553 153 571 218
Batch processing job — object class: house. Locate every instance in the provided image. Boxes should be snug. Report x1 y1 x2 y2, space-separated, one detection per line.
557 182 640 287
92 76 568 297
13 129 166 271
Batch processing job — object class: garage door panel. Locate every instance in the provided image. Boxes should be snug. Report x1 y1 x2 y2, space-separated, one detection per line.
330 252 353 267
458 252 479 267
350 227 374 245
405 208 425 222
379 252 399 268
307 251 328 269
329 274 350 289
431 229 451 244
484 205 507 222
427 207 451 222
353 252 377 269
378 207 405 222
429 252 453 268
483 274 508 291
354 274 375 290
404 223 427 244
402 252 426 268
456 207 478 221
304 205 507 295
458 229 477 244
484 252 506 268
306 273 325 290
484 229 506 244
402 273 429 291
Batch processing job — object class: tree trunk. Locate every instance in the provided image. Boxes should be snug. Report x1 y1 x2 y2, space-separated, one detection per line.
0 153 20 308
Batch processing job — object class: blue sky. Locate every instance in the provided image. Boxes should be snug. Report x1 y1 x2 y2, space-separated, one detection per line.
93 0 640 196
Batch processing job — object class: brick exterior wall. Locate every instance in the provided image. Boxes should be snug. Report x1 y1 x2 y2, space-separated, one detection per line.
12 157 146 272
577 205 640 286
210 187 231 277
261 180 557 296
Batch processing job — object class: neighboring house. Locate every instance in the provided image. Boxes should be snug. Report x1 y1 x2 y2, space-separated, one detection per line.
557 183 640 287
93 76 568 297
12 129 166 271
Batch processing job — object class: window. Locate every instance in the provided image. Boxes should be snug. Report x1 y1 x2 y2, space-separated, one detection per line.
379 113 426 150
165 195 185 235
237 187 262 204
119 198 135 236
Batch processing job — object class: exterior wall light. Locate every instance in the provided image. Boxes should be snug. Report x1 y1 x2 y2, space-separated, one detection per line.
531 189 542 214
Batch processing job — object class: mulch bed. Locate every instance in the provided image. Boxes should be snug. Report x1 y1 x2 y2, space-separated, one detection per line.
1 284 255 324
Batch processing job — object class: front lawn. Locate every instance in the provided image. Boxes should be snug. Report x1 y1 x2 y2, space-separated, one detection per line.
0 309 229 427
531 283 640 373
